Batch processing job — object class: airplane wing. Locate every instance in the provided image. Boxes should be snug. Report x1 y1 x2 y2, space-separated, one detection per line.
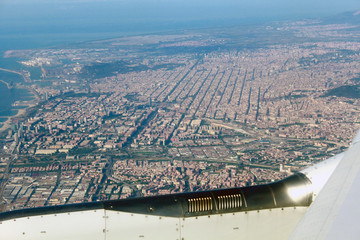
289 130 360 240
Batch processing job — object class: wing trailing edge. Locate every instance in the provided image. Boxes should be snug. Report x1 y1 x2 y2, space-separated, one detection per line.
289 130 360 240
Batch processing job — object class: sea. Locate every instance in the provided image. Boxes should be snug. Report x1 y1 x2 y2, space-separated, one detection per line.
0 42 42 128
0 80 35 129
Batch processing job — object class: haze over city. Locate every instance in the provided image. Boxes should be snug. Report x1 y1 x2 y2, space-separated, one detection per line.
0 0 359 49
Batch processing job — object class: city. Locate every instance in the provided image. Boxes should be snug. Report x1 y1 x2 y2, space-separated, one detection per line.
1 18 360 212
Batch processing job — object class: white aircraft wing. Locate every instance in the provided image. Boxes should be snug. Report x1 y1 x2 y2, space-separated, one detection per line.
289 130 360 240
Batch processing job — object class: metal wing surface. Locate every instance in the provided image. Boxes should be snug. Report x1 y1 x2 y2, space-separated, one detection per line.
289 130 360 240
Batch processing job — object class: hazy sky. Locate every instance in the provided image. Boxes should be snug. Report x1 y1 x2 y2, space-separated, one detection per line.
1 0 359 28
0 0 359 49
1 0 359 18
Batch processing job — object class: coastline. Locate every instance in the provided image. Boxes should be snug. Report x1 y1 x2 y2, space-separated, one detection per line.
0 103 37 133
0 79 11 89
0 85 39 133
0 62 42 133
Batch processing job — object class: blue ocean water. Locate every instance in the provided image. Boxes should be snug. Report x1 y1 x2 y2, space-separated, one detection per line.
0 80 35 117
0 81 12 114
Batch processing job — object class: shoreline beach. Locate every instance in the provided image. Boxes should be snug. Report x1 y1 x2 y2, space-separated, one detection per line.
0 103 37 133
0 62 42 133
0 84 40 133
